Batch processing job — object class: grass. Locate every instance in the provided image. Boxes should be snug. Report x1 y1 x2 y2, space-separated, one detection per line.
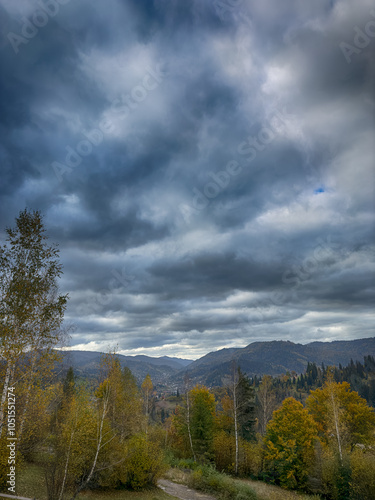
167 465 257 500
12 463 178 500
242 479 322 500
8 460 322 500
166 465 322 500
14 462 47 499
78 490 178 500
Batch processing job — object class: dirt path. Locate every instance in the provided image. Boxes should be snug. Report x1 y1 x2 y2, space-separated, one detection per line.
157 479 217 500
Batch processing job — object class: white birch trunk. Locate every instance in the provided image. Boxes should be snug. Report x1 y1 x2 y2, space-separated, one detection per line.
331 391 343 463
17 353 37 443
233 377 239 475
186 390 196 462
58 426 76 500
71 391 109 500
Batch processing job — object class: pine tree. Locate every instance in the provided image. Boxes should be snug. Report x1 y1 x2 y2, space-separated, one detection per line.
190 385 216 462
224 364 255 473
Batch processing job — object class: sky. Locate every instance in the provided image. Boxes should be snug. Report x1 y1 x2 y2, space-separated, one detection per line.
0 0 374 360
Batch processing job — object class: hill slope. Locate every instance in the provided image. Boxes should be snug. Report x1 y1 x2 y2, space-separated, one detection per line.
60 350 192 384
178 337 375 386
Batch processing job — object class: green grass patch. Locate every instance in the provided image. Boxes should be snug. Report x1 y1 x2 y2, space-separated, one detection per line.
188 464 257 500
165 455 200 470
78 489 178 500
12 462 47 499
11 463 177 500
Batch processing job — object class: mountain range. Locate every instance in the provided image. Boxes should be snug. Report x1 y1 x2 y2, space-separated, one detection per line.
60 337 375 387
180 338 375 386
60 350 192 384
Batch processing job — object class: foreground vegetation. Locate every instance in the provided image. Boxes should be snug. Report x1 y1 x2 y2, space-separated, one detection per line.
166 372 375 499
16 461 323 500
165 464 322 500
17 463 177 500
1 210 374 500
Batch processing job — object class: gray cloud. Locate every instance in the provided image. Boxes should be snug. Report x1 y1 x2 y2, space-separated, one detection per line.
0 0 374 359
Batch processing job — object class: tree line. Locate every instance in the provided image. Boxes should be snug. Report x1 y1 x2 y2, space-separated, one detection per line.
167 368 375 499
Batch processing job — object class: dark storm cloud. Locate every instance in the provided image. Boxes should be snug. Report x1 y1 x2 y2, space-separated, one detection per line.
0 0 373 358
146 252 285 298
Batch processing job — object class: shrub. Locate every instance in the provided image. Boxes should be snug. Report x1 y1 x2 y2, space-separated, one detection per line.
240 439 263 478
188 464 257 500
350 447 375 500
319 448 351 500
213 430 235 473
121 435 167 490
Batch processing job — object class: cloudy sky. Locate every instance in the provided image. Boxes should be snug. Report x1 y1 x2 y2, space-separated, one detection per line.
0 0 374 360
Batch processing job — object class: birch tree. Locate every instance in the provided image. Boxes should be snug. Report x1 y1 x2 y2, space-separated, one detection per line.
70 384 114 500
0 209 67 438
256 375 277 435
184 373 196 461
306 379 375 453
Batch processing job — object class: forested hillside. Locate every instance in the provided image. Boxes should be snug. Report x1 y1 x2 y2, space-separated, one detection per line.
179 338 375 385
55 337 375 387
58 350 192 384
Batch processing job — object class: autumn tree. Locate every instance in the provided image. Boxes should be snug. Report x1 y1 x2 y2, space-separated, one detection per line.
69 376 117 500
43 355 132 498
256 375 278 435
43 381 98 500
16 378 53 460
264 397 319 490
304 378 375 498
92 359 164 491
0 209 68 438
169 406 191 458
38 367 114 500
306 380 375 455
121 367 143 438
98 355 143 442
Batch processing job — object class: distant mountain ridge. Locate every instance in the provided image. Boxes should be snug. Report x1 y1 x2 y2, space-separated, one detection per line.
179 338 375 386
60 337 375 387
60 350 192 384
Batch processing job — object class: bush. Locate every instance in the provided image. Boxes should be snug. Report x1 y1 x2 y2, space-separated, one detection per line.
188 464 257 500
318 449 351 500
213 431 235 474
240 439 263 478
350 447 375 500
121 435 167 490
164 451 200 471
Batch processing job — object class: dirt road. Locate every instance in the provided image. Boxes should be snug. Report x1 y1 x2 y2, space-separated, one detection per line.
157 479 217 500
